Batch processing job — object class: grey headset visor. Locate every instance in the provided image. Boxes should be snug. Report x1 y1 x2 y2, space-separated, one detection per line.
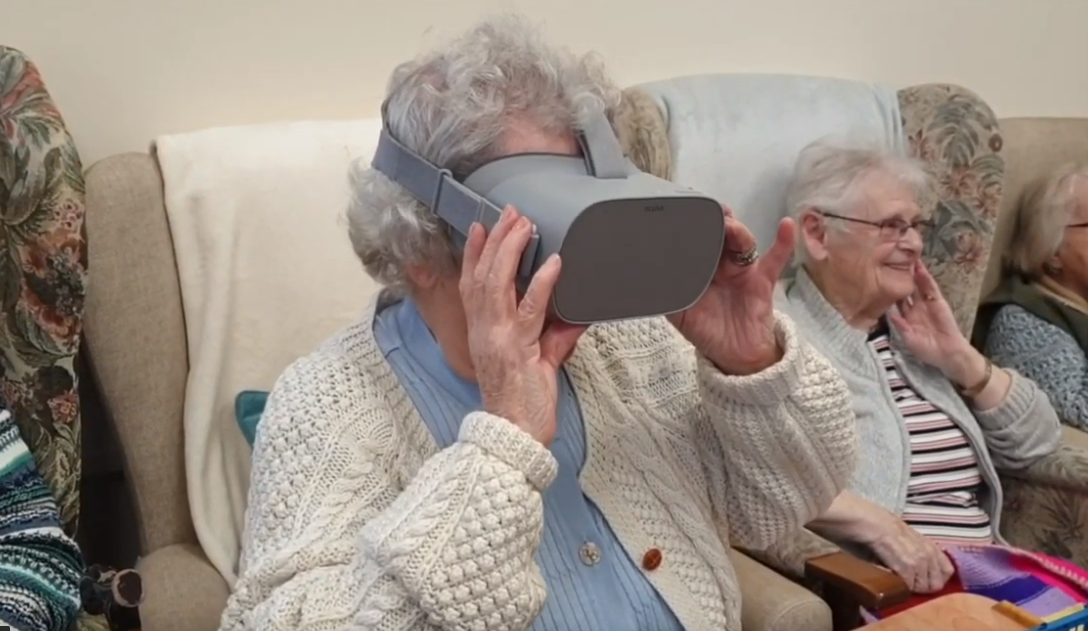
370 109 726 324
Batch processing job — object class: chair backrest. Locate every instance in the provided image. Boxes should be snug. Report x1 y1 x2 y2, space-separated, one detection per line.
0 45 87 533
83 153 195 555
616 76 1003 335
983 117 1088 298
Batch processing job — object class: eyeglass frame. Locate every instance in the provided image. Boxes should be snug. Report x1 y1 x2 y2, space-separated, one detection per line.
816 210 936 242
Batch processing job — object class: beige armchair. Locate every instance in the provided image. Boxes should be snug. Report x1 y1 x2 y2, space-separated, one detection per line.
982 117 1088 567
81 118 826 631
83 154 230 631
616 80 1088 630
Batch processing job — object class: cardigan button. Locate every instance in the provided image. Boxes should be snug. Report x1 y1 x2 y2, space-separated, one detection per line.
642 548 662 571
579 542 602 566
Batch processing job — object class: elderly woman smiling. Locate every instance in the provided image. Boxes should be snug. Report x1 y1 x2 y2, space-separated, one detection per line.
219 16 859 631
775 138 1073 609
974 163 1088 430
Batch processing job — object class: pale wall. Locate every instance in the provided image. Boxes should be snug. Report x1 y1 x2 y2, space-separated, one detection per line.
3 0 1086 166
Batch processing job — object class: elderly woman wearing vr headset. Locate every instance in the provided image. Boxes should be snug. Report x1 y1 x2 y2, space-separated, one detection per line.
219 15 858 631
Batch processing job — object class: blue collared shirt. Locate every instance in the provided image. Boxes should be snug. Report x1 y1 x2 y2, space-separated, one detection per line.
373 297 684 631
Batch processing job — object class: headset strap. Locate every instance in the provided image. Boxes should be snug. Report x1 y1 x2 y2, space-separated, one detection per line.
371 108 627 278
370 122 539 279
577 111 628 179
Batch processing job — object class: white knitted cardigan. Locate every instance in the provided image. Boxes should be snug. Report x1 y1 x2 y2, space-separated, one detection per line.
220 294 858 631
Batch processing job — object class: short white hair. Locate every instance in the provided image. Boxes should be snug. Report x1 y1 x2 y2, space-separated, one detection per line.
785 137 930 262
346 14 622 288
1006 162 1088 279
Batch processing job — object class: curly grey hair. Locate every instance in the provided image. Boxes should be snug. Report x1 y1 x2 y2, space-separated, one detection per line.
1006 162 1088 279
785 136 930 262
346 15 622 288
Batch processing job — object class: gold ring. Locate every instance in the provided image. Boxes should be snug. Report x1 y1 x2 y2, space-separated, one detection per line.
732 247 759 267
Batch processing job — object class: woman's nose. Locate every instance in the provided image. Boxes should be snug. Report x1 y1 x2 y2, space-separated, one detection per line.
900 226 925 252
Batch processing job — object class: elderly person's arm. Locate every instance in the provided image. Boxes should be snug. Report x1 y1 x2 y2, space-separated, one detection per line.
983 305 1088 430
887 265 1062 471
222 356 555 631
807 490 954 594
699 314 857 548
0 409 82 631
643 205 857 550
648 312 857 551
938 329 1062 469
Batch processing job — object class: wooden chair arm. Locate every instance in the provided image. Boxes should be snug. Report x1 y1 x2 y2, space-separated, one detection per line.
805 552 912 630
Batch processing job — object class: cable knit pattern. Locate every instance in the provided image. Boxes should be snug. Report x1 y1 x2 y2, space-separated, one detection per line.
983 305 1088 430
220 293 857 631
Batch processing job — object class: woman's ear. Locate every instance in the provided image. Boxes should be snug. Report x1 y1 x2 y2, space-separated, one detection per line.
799 209 830 262
406 263 441 289
1045 254 1064 275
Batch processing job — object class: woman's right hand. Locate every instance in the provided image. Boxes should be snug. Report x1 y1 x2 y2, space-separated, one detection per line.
459 205 588 446
809 492 955 594
868 514 955 594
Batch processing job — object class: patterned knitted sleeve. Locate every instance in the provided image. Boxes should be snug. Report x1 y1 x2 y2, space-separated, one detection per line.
691 312 858 550
221 352 557 631
983 304 1088 430
0 409 82 631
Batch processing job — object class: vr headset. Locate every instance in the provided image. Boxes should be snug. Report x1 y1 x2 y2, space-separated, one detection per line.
370 108 725 324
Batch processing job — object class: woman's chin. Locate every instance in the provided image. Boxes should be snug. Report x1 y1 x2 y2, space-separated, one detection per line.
880 271 916 303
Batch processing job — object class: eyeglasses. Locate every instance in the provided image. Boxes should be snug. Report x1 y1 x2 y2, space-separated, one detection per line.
818 211 935 242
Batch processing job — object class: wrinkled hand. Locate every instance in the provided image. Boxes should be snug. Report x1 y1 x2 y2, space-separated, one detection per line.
668 206 795 375
460 206 587 446
868 514 955 594
888 263 970 371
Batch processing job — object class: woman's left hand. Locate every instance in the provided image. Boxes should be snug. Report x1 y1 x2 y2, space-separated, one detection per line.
668 206 795 376
888 263 972 370
891 262 1012 402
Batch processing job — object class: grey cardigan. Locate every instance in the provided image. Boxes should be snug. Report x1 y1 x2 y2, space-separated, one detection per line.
775 268 1062 541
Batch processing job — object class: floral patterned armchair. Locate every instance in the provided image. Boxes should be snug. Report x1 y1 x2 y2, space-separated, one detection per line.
0 46 84 527
1 45 142 631
614 80 1088 630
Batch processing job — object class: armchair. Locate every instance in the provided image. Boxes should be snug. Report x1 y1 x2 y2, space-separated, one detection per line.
0 45 109 631
615 77 1088 630
1 45 145 631
982 117 1088 568
0 45 85 535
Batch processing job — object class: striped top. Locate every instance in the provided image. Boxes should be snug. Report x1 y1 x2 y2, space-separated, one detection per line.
868 327 994 545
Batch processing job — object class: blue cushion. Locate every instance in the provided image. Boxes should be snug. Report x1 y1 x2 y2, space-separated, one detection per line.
235 390 269 447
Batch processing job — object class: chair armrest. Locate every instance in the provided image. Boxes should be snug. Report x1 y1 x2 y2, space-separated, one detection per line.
730 548 832 631
136 543 229 631
805 552 911 612
740 528 912 631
